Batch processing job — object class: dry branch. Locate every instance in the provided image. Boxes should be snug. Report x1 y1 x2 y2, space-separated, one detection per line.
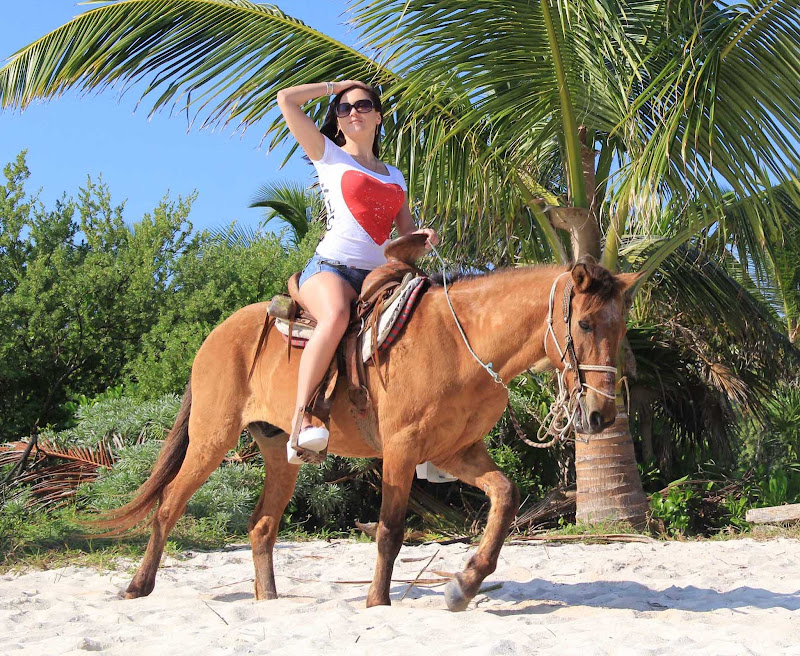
509 533 655 544
514 487 576 532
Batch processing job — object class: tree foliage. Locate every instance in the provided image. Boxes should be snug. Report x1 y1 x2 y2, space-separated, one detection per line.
0 152 195 441
0 152 318 440
127 221 316 397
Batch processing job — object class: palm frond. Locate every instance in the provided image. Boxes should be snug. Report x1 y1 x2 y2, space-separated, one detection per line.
624 242 799 419
1 439 116 509
206 222 261 248
614 0 800 233
0 0 390 148
249 179 321 247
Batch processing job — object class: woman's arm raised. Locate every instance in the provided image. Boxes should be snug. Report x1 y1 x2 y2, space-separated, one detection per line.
276 80 367 161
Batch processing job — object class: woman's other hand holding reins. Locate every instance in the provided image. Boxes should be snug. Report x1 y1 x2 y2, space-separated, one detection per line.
413 228 439 249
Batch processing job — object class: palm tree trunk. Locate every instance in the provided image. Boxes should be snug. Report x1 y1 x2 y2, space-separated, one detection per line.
574 405 650 528
540 5 649 528
568 132 648 527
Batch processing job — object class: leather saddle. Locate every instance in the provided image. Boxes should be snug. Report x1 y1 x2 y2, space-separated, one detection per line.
269 233 430 424
286 233 428 314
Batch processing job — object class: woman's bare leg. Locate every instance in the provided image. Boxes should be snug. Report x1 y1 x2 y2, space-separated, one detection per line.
295 272 357 428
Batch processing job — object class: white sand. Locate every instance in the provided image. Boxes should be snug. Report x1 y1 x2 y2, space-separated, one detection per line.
1 538 798 655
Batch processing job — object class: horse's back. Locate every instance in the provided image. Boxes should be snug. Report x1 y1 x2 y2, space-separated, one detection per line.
196 302 268 362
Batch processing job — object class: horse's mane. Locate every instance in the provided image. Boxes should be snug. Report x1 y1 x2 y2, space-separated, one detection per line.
429 270 481 286
428 262 622 311
577 261 624 312
429 265 551 287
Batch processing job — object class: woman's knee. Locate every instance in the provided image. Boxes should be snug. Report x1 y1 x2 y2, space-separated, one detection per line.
315 306 351 333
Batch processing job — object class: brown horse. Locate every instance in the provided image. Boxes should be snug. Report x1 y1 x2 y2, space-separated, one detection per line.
96 259 636 611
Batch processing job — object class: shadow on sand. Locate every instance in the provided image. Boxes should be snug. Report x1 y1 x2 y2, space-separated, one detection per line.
481 578 800 615
207 573 799 614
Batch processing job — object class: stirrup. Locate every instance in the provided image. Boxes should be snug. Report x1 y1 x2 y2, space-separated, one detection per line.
287 406 329 465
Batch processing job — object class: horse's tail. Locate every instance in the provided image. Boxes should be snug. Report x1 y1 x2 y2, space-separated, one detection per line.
88 381 193 536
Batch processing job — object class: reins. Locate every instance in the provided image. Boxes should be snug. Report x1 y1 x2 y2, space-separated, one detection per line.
430 250 617 448
430 246 505 386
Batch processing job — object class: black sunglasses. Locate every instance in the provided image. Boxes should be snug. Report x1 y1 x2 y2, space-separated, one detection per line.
335 99 375 118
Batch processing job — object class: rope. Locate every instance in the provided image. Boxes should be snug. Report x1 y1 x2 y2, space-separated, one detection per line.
506 400 559 449
430 245 504 386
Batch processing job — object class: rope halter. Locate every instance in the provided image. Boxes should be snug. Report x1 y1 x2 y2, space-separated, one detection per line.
541 272 618 442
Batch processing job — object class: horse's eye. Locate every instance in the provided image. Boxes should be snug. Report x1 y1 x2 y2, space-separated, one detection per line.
578 320 591 332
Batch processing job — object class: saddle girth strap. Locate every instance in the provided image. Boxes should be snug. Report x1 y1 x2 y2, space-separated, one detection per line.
346 327 369 414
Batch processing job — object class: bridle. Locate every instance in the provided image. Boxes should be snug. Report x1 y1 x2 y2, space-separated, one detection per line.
545 272 618 400
503 272 622 447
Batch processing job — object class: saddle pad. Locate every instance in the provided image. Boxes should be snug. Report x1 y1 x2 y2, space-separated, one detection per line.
273 319 314 347
273 276 428 361
361 275 427 362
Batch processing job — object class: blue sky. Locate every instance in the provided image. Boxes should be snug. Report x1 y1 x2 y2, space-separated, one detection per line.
0 1 359 233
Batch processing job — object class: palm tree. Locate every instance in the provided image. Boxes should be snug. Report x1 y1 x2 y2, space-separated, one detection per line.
249 180 323 248
4 0 800 525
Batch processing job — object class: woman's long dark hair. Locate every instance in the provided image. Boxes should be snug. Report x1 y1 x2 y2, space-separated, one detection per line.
319 85 383 157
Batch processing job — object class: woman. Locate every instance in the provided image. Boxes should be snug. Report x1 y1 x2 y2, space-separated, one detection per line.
276 80 438 462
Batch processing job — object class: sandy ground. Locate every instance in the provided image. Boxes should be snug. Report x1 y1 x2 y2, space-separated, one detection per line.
1 537 798 655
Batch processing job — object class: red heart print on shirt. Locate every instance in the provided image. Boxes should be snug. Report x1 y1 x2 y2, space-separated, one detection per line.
341 170 405 244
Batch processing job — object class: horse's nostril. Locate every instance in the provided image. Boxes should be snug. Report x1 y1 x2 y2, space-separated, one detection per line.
589 411 603 431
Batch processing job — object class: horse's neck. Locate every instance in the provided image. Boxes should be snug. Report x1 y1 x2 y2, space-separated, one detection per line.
438 267 563 382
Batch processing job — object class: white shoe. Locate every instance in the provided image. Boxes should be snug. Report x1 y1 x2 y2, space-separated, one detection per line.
415 461 458 483
286 426 330 464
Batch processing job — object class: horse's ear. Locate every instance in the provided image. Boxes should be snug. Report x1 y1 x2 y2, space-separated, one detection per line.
571 262 593 293
616 272 642 308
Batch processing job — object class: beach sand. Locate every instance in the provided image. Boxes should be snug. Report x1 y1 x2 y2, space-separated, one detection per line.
1 537 798 655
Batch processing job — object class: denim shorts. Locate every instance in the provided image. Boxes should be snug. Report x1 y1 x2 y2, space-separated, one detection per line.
298 255 371 295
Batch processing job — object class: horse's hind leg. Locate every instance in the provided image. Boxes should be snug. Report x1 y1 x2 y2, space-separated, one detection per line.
126 415 241 599
436 441 519 612
248 423 300 600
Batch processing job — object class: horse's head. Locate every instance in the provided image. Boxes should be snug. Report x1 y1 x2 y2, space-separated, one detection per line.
544 259 638 434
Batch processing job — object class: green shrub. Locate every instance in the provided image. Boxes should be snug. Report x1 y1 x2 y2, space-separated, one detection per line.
649 479 702 536
186 463 265 534
753 465 800 507
486 443 545 499
289 456 380 532
736 382 800 471
78 442 164 510
49 395 181 449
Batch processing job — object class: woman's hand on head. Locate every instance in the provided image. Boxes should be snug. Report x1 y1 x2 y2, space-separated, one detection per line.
412 228 439 249
333 80 370 94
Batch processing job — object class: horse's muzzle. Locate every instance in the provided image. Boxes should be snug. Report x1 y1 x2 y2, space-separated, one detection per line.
579 409 615 434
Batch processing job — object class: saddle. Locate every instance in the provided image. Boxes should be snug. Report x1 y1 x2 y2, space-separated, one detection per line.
267 233 431 431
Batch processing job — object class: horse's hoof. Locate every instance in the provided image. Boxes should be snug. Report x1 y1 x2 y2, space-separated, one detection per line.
365 597 391 608
444 577 470 612
124 580 153 599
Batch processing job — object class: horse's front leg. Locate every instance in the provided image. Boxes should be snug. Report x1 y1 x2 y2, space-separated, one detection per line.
436 440 520 611
366 442 417 607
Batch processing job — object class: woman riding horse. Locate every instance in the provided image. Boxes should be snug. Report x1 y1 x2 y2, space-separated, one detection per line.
93 84 638 614
276 80 438 461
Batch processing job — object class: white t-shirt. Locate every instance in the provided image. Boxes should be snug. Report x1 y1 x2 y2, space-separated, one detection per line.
311 136 407 270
